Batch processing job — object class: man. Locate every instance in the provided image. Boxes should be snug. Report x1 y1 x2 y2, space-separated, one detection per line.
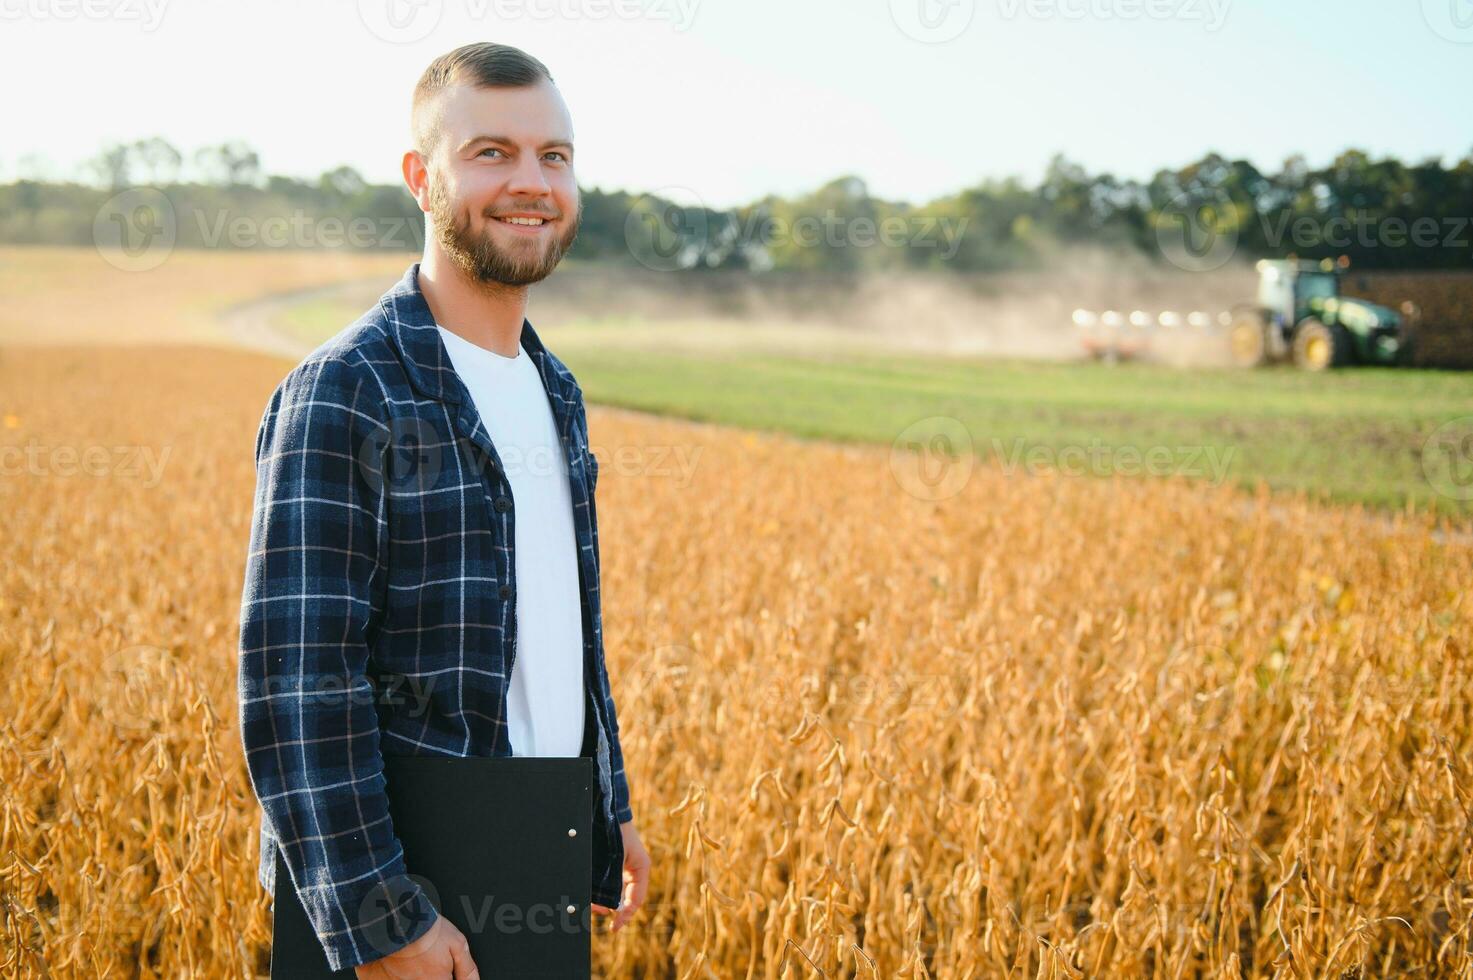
238 42 649 977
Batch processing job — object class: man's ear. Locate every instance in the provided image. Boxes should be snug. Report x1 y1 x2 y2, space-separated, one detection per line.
402 150 431 214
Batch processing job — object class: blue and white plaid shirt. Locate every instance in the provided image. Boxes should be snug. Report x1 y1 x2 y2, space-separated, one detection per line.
237 262 631 971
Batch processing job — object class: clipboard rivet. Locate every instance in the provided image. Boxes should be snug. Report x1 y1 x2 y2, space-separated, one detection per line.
567 827 577 837
566 904 577 914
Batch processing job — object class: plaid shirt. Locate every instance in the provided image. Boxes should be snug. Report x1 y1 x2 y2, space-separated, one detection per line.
237 262 631 971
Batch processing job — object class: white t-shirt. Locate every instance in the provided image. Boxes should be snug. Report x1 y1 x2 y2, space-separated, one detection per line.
436 325 586 758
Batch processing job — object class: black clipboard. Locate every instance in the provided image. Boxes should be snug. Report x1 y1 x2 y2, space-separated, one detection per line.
270 755 593 978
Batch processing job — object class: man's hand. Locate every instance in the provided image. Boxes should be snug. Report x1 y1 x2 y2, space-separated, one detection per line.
355 915 479 979
591 820 649 932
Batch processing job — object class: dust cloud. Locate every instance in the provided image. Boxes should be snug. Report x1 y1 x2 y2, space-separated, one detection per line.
533 248 1259 367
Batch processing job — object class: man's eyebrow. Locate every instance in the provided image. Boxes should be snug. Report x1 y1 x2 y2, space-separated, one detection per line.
458 134 574 153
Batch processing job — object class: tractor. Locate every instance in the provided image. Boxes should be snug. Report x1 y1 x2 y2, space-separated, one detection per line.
1227 257 1410 370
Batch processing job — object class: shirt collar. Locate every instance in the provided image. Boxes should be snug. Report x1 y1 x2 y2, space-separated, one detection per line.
378 262 582 441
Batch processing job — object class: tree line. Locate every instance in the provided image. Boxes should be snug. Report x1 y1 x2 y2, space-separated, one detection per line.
3 138 1470 272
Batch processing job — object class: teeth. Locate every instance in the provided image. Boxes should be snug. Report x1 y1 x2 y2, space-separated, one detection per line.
499 216 545 226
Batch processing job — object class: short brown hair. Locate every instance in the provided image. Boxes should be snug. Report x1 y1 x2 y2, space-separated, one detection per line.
411 42 555 156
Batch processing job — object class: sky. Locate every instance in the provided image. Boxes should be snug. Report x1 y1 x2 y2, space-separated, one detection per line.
4 0 1471 209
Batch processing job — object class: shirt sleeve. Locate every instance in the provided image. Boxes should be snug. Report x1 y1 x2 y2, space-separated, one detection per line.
606 681 634 825
237 355 439 971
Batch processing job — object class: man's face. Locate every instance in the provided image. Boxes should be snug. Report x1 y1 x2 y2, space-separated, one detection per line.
424 79 580 287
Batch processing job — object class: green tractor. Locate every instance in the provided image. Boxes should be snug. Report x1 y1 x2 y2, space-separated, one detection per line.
1228 258 1411 370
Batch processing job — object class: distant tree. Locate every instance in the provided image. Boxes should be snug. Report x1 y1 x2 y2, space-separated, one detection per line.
763 174 879 273
132 137 183 185
11 179 43 235
2 138 1470 269
1039 154 1095 238
87 143 134 190
193 141 262 187
319 165 367 199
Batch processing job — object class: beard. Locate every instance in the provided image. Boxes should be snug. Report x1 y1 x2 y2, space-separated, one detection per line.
429 178 580 287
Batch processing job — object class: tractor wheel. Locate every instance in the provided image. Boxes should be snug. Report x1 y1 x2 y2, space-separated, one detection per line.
1228 309 1268 367
1291 317 1349 371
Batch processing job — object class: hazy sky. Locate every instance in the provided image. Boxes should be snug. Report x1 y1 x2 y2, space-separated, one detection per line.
5 0 1470 208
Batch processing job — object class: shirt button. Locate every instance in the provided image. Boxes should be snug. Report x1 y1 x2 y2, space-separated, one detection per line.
567 827 577 837
498 584 514 600
566 904 577 915
493 495 512 513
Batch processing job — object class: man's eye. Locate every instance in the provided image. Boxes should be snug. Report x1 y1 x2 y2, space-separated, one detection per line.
478 148 504 159
545 152 567 163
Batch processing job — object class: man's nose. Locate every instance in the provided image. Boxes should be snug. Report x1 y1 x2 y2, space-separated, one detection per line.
505 153 552 197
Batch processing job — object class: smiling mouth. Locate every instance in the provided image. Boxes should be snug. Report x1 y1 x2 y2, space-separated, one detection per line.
493 216 552 227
